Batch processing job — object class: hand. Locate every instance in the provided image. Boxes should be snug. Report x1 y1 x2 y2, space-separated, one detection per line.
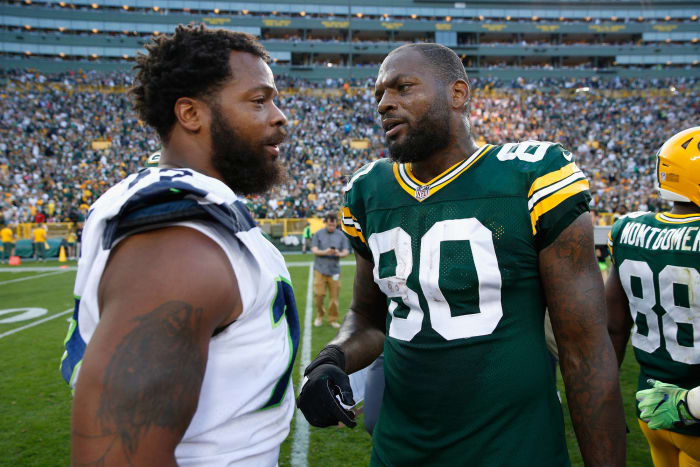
328 247 337 256
296 345 356 428
637 379 698 430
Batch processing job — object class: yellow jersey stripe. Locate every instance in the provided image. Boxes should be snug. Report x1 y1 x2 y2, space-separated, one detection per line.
430 147 493 193
656 212 700 224
528 162 579 198
393 163 416 198
530 179 590 235
393 145 494 202
341 207 366 243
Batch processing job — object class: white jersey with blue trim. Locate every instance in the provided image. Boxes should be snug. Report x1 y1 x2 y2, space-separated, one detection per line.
60 167 300 466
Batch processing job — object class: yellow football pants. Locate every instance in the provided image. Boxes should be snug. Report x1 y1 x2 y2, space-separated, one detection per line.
639 419 700 467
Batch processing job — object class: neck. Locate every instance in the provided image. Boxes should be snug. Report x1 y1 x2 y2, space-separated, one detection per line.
410 134 479 183
158 131 220 181
670 202 700 215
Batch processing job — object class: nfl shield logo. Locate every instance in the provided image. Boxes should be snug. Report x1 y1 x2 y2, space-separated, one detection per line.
415 185 430 200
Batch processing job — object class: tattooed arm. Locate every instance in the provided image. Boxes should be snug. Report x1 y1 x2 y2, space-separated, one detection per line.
605 266 633 366
72 226 240 466
328 253 386 373
539 213 626 466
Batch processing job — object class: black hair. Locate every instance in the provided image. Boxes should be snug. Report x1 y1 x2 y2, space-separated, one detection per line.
131 23 270 141
324 212 338 222
389 43 468 86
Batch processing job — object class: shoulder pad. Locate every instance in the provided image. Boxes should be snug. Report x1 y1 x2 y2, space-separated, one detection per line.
495 140 572 164
103 183 256 249
343 159 387 193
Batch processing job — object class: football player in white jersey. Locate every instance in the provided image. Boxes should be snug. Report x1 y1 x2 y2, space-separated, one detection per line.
62 25 299 466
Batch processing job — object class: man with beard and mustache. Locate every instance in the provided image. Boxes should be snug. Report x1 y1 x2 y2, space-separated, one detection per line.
297 43 626 465
62 25 299 466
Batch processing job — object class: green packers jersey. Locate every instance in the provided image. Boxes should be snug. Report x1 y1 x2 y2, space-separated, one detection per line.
342 141 591 466
608 211 700 436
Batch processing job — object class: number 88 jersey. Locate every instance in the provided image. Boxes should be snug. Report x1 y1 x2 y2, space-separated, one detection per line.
608 210 700 436
342 142 591 466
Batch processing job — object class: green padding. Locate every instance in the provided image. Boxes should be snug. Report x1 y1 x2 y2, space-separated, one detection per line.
15 238 64 258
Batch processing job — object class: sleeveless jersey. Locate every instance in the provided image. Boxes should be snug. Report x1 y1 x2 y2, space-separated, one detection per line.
608 211 700 436
60 167 300 466
342 141 591 466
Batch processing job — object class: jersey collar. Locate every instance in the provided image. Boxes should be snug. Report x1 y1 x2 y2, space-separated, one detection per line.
656 212 700 224
392 144 494 202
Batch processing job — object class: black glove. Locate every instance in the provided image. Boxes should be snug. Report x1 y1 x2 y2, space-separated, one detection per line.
296 345 357 428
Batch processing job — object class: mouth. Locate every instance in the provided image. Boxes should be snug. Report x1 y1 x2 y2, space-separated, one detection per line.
382 118 406 139
385 122 406 139
264 144 280 158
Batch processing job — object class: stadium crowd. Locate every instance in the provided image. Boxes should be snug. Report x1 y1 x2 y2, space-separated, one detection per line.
0 69 697 225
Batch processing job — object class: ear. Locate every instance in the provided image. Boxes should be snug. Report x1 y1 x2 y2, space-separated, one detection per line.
450 79 470 112
173 97 207 133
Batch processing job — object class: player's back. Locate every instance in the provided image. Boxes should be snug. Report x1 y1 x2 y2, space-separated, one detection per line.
609 211 700 436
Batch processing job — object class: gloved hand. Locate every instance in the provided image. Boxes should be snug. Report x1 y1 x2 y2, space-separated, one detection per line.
637 379 700 430
296 345 356 428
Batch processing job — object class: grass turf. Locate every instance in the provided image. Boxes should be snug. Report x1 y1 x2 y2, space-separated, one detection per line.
0 255 651 466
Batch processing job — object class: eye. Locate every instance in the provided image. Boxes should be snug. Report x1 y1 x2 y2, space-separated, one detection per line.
398 83 411 92
253 97 265 106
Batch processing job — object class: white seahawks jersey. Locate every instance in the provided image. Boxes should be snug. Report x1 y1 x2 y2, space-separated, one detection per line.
60 168 299 466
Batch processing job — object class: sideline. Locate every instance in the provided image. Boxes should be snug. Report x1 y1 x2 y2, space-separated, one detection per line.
0 266 77 273
0 308 73 340
0 270 72 286
290 265 314 467
286 260 354 267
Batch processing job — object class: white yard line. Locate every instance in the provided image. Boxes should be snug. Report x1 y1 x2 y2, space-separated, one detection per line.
286 260 354 267
0 308 73 340
290 264 314 467
0 270 72 286
0 266 77 273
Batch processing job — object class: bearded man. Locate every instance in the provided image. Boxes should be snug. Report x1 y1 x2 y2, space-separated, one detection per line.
62 25 299 466
297 43 626 466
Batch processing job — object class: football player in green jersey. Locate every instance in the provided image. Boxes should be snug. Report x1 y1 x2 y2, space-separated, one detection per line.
297 43 626 466
607 127 700 467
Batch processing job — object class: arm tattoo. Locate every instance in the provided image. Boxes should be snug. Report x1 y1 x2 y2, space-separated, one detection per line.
540 217 626 466
75 301 206 464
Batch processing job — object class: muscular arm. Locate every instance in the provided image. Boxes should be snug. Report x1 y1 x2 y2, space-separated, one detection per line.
328 253 386 373
539 213 626 466
605 266 633 366
71 227 240 466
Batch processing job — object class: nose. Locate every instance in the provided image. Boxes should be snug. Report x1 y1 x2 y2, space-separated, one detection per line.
377 91 397 116
271 101 288 128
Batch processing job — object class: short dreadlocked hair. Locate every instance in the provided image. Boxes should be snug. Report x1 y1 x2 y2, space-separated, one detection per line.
131 23 270 141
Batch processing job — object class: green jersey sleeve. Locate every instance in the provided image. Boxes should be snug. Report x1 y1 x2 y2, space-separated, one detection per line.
340 160 382 262
608 216 628 266
521 142 592 250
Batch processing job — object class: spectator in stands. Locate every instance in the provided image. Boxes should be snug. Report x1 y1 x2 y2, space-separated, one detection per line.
311 212 349 328
1 223 14 263
32 223 47 262
0 70 697 223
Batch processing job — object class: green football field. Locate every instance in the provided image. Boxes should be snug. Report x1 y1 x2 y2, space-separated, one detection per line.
0 255 652 466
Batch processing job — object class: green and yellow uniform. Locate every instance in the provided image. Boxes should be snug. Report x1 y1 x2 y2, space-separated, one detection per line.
608 211 700 437
342 141 591 466
1 226 14 260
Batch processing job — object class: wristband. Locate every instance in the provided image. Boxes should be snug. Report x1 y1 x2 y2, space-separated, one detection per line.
304 344 346 376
